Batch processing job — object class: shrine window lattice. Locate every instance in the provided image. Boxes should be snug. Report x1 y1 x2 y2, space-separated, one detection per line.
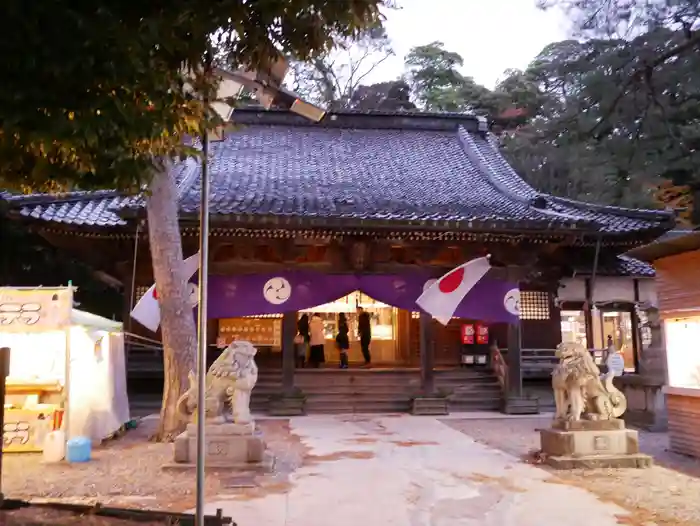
519 291 551 320
135 286 150 302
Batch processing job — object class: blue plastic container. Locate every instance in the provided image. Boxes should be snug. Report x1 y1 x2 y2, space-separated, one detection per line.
65 436 92 463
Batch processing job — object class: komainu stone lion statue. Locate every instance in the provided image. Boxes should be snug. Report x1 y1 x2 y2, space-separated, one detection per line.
552 341 627 422
176 340 258 425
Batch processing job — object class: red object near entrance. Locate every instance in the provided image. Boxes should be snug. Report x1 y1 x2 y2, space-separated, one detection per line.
476 323 489 345
52 409 65 431
461 323 475 344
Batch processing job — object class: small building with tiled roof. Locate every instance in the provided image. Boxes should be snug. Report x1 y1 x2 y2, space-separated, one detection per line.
1 109 674 415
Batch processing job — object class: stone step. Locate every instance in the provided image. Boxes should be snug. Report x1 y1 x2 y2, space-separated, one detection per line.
445 382 501 392
447 398 502 411
304 400 412 414
298 387 422 397
434 370 495 379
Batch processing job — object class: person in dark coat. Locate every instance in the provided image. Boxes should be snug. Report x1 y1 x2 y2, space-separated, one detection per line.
336 312 350 369
356 306 372 366
296 314 310 368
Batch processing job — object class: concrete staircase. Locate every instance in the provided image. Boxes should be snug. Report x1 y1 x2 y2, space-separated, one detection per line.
523 378 556 412
296 368 503 414
296 369 422 414
435 369 503 412
128 366 504 417
250 369 284 412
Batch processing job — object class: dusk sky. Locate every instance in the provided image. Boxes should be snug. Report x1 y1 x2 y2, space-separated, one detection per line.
366 0 571 88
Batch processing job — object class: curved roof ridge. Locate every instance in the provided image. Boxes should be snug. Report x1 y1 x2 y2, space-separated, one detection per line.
457 128 539 202
546 194 675 222
456 128 592 226
458 127 674 226
457 127 532 204
175 156 200 201
4 189 121 206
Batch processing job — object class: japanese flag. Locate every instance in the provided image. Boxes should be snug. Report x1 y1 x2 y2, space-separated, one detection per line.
130 252 200 332
416 256 491 326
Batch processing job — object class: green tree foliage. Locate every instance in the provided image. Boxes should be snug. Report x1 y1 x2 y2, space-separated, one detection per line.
348 79 416 111
529 0 700 222
0 0 386 191
0 0 388 440
0 212 121 319
404 41 508 114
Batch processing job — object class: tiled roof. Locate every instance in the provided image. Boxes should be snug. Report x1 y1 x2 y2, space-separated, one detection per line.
1 109 675 234
608 256 655 277
626 228 700 262
571 255 655 277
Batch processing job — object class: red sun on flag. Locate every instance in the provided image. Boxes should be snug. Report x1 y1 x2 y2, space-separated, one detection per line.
438 267 465 293
152 288 158 300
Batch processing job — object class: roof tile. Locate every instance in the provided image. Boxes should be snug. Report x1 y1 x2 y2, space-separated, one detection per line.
1 110 674 234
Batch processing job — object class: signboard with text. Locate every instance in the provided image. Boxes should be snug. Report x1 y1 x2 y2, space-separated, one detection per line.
606 352 625 377
476 323 489 345
461 324 475 345
0 288 73 333
3 408 55 453
218 317 282 347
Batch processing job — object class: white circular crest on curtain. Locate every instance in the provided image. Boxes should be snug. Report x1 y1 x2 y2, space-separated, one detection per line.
503 288 521 316
263 277 292 305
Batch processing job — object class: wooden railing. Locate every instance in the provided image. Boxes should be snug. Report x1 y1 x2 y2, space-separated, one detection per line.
521 348 557 379
521 348 609 379
489 343 508 394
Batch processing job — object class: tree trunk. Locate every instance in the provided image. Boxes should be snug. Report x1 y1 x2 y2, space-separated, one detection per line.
145 160 197 441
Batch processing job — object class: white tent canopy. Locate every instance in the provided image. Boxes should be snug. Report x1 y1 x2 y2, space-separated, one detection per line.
1 307 130 443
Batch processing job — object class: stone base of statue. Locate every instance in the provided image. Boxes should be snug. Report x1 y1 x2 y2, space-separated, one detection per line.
540 418 652 469
166 422 274 472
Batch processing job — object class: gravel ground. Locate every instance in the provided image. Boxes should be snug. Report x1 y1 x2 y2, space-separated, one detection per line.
0 417 303 512
443 417 700 526
0 508 165 526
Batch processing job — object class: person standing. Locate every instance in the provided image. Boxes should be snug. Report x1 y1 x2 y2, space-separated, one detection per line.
336 312 350 369
309 313 326 368
357 306 372 366
295 314 310 368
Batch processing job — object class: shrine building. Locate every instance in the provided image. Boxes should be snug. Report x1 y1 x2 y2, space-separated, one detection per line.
1 108 674 415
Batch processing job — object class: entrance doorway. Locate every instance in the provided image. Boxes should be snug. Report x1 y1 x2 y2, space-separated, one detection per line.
300 291 408 366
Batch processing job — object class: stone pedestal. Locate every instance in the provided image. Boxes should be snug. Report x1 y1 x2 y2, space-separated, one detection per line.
411 397 449 415
503 395 540 415
269 395 306 416
540 419 653 469
615 375 668 432
167 422 273 472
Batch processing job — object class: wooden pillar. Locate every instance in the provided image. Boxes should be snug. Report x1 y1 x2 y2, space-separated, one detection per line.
584 278 594 348
0 347 9 498
631 279 641 372
419 312 435 395
281 311 298 395
507 323 522 398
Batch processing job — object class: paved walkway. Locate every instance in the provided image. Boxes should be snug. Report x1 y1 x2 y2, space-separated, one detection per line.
194 415 636 526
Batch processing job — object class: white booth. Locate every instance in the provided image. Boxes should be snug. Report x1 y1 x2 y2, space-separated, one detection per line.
1 287 130 452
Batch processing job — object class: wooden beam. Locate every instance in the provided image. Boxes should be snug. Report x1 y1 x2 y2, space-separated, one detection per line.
419 313 435 395
507 324 522 398
281 312 297 395
584 278 594 348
